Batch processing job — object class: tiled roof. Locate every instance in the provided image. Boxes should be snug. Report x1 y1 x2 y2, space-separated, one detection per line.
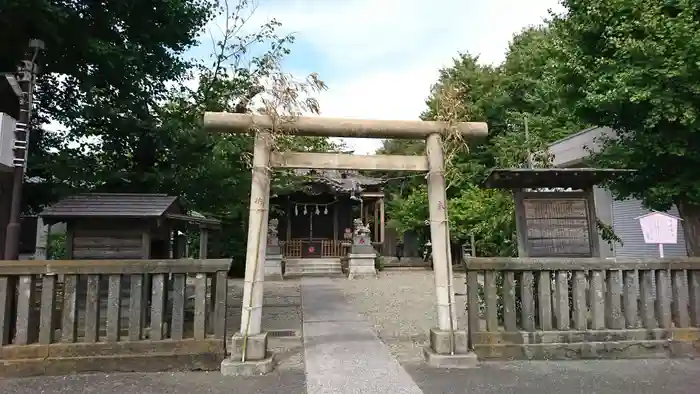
293 169 384 192
40 193 180 218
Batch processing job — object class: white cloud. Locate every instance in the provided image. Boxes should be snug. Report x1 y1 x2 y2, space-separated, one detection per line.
315 63 441 153
203 0 564 154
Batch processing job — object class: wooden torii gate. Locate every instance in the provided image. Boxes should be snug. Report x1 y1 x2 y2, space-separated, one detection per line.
203 112 488 375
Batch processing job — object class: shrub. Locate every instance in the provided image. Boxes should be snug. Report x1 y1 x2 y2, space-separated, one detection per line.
374 256 384 271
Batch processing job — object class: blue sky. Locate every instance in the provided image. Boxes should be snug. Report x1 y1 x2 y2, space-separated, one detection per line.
188 0 564 153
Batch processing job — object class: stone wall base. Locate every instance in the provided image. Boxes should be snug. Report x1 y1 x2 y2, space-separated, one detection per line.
0 339 224 378
264 255 283 281
347 253 377 279
471 328 700 360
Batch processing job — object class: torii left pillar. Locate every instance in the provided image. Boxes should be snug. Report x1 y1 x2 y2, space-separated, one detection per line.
221 131 274 376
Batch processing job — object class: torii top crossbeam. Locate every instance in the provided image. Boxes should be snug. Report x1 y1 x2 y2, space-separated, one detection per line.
203 112 488 139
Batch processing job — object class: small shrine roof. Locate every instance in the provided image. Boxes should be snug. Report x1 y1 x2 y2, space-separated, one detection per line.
482 168 635 190
39 193 221 229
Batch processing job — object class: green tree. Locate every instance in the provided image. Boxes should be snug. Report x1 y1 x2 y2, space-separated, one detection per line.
1 0 217 211
133 1 339 264
552 0 700 255
3 0 339 266
384 26 584 256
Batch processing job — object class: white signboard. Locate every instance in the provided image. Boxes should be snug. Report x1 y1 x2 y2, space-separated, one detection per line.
637 212 680 258
639 212 678 244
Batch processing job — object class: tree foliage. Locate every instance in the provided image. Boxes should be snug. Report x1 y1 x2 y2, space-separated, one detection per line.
388 1 700 257
1 0 217 209
552 0 700 255
384 25 585 256
3 0 339 266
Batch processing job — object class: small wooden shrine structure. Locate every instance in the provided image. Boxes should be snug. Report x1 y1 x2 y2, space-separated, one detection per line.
39 193 221 260
273 169 386 258
483 168 632 258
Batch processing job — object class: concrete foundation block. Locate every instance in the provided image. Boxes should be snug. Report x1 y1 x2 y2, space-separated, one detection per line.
230 332 269 361
430 328 469 354
220 353 275 376
347 253 377 279
425 327 477 368
264 254 284 281
423 347 478 369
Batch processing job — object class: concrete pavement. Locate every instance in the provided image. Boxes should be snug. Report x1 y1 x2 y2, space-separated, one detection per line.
301 278 423 394
3 358 698 394
405 359 700 394
0 370 306 394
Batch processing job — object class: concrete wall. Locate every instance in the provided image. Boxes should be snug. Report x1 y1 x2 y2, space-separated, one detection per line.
382 227 421 258
0 171 12 258
593 186 616 258
0 113 16 170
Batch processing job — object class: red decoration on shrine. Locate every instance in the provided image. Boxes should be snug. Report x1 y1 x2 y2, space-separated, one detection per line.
308 246 315 253
359 238 365 244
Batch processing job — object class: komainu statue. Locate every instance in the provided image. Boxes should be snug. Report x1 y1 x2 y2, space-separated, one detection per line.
268 218 279 238
353 218 371 237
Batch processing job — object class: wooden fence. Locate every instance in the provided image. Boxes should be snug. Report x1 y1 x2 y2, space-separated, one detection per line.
0 259 230 377
464 257 700 360
284 239 348 258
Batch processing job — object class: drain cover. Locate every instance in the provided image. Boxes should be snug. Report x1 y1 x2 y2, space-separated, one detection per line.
267 329 299 338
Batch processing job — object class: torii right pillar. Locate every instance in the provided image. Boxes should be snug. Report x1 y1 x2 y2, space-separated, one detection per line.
423 132 478 368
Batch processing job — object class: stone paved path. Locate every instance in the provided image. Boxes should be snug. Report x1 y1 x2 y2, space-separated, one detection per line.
301 278 422 394
1 274 700 393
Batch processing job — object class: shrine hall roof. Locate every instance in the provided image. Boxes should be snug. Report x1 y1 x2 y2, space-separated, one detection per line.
482 168 635 190
293 169 384 192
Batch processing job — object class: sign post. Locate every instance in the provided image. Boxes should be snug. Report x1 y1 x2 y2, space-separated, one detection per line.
636 211 682 258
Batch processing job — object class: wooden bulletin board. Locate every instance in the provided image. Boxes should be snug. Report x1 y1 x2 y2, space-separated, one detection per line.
515 191 599 258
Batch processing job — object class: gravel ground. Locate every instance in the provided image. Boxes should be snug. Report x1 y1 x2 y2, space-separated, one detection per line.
332 270 468 363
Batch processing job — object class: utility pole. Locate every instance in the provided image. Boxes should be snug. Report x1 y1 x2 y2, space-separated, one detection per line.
524 114 533 169
4 39 44 260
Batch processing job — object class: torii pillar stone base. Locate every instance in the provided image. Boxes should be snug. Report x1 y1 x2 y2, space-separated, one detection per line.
221 332 275 376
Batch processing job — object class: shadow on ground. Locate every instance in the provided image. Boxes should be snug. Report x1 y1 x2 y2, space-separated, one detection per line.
0 370 306 394
405 355 700 394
